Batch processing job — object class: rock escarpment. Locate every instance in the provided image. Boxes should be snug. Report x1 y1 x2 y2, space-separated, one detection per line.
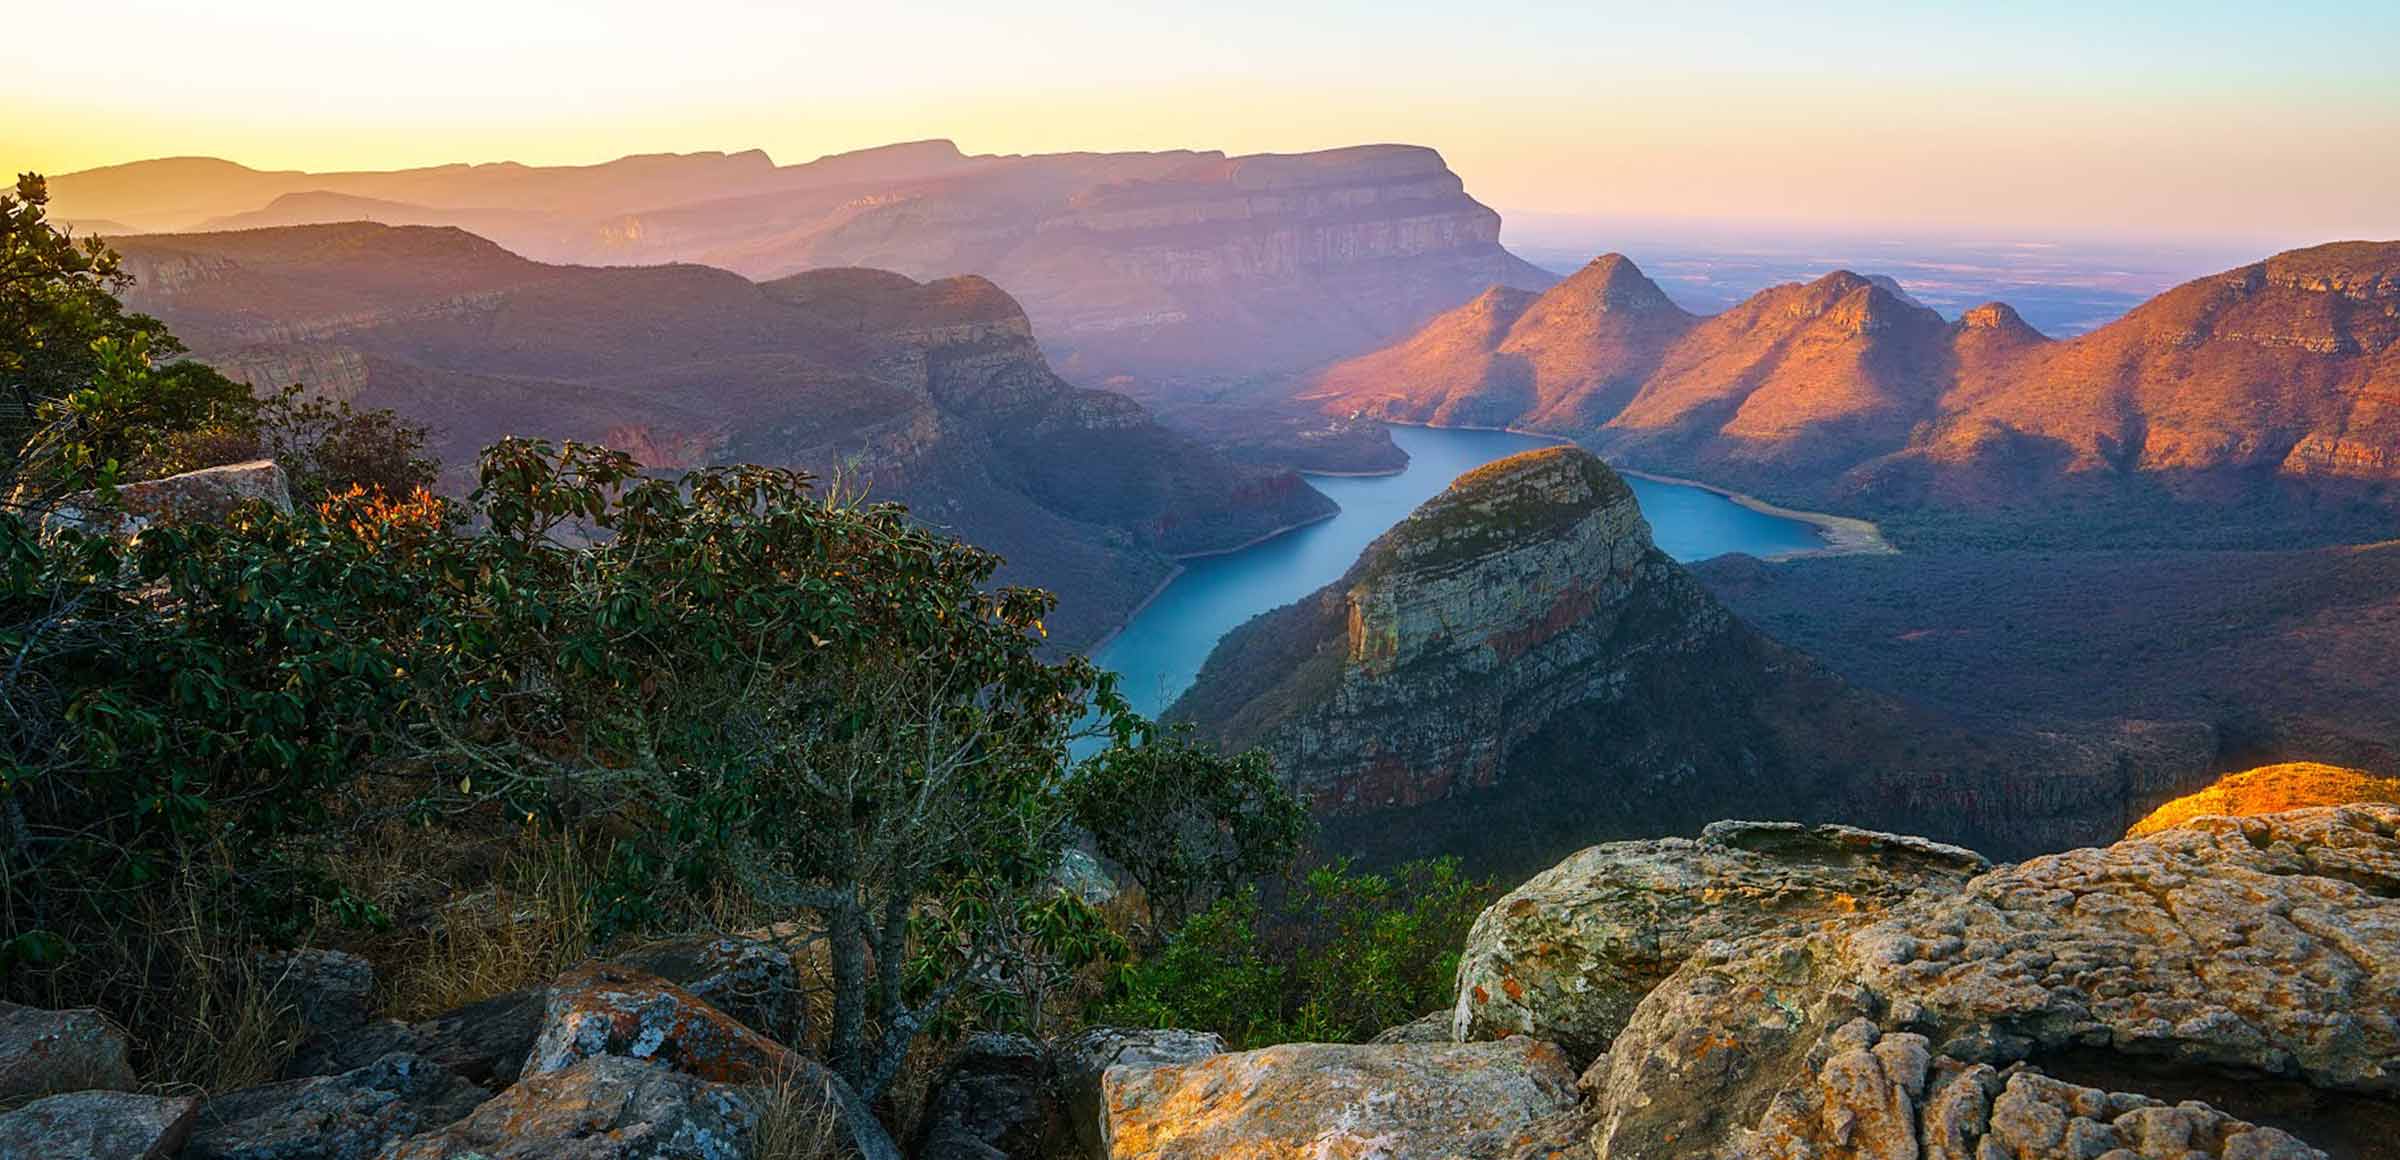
1171 446 2211 870
111 223 1333 647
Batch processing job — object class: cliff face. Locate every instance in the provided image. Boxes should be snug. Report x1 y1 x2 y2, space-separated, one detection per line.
1169 447 2213 874
1312 244 2400 537
111 222 1333 648
58 143 1552 387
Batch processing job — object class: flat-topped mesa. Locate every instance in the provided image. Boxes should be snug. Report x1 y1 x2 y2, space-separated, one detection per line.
1348 447 1652 675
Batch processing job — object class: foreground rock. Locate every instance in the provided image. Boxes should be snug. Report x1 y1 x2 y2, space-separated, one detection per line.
1100 1037 1579 1159
1590 805 2400 1158
0 1002 136 1099
2128 761 2400 836
1054 1027 1226 1158
185 1052 487 1160
375 1055 756 1160
612 936 801 1044
1454 820 1987 1062
524 963 897 1160
0 1090 197 1159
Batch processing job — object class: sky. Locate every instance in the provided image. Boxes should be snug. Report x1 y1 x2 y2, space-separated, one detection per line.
9 0 2399 243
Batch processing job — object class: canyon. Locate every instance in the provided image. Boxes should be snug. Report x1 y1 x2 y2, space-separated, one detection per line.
108 221 1333 647
1168 446 2215 876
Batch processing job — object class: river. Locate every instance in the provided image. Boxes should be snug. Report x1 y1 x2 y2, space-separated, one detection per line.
1091 425 1828 720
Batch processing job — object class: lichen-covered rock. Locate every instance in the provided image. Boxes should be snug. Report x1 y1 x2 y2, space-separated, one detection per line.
1054 1027 1226 1158
0 1090 198 1159
525 963 796 1085
611 936 801 1043
1588 806 2400 1158
2127 762 2400 837
1100 1037 1579 1159
913 1033 1066 1160
1455 820 1987 1062
373 1055 757 1160
0 1002 136 1100
186 1052 488 1160
522 964 898 1160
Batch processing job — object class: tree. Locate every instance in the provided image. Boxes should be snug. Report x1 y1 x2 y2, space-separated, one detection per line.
1069 723 1307 936
3 172 431 505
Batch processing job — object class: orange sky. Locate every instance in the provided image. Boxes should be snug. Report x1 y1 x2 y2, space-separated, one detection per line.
10 1 2399 241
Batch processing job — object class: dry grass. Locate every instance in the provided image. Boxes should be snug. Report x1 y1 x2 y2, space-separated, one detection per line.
751 1066 852 1160
380 825 604 1020
3 862 305 1097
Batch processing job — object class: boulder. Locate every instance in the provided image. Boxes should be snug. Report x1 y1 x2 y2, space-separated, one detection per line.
913 1033 1066 1160
374 1055 756 1160
525 963 796 1085
523 964 898 1160
1099 1037 1579 1159
0 1002 136 1100
256 947 377 1036
2128 762 2400 837
1368 1010 1455 1045
185 1051 488 1160
50 459 294 535
611 936 801 1043
1588 806 2400 1158
410 987 547 1086
0 1090 198 1159
1053 1027 1225 1157
1053 848 1120 908
1454 820 1987 1061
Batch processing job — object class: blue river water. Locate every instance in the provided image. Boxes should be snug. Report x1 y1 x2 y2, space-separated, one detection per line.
1090 425 1826 721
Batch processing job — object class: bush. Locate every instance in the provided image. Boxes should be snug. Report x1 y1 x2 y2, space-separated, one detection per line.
1096 857 1496 1048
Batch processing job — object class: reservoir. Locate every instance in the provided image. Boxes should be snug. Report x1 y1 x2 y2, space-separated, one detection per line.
1092 425 1829 720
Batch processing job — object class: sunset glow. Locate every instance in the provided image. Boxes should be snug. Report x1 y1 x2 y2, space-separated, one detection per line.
10 0 2398 241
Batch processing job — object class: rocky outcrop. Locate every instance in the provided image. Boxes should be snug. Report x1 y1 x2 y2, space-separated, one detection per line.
1171 446 2203 870
2128 762 2400 837
0 1090 197 1160
612 936 801 1045
374 1055 759 1160
1098 1038 1579 1160
0 1002 136 1099
1453 821 1988 1063
185 1052 488 1160
1587 805 2400 1158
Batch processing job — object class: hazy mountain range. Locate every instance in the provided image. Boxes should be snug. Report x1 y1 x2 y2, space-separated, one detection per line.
53 142 1553 388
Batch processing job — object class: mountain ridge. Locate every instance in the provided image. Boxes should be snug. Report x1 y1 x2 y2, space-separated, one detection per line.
53 142 1555 388
1311 242 2400 538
